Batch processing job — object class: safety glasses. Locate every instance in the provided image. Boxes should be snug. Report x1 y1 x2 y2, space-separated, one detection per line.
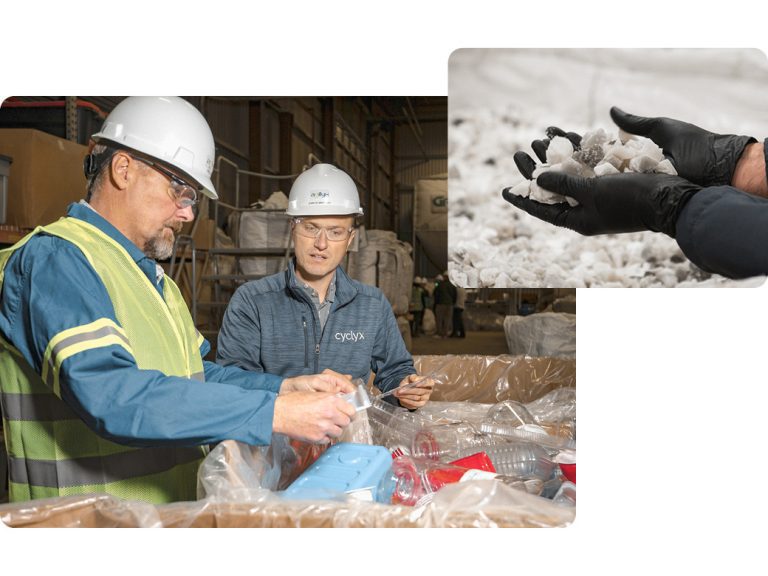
133 156 198 208
292 218 354 242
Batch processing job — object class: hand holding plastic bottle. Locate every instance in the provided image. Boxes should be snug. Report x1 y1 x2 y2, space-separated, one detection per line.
272 391 356 444
393 373 435 409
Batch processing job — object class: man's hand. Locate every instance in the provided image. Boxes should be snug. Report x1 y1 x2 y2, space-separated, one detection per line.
394 374 435 410
503 171 701 237
272 391 356 444
610 106 756 187
280 369 356 394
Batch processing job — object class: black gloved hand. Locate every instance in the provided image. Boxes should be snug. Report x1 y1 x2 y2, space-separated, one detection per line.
502 172 701 237
528 126 582 165
610 106 756 187
513 126 582 180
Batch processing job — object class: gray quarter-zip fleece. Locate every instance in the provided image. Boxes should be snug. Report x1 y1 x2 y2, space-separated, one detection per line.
216 260 415 400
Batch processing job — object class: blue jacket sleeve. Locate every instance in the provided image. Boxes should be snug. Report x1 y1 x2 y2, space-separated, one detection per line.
216 284 265 372
371 293 416 394
199 337 277 390
0 236 281 447
676 186 768 279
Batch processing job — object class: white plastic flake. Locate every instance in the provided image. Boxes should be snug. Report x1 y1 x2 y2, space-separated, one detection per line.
505 129 677 206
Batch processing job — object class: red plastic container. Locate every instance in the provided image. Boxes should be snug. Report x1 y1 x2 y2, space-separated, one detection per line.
559 463 576 483
448 451 497 473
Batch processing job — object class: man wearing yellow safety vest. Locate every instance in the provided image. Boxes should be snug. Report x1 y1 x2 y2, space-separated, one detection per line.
0 97 357 505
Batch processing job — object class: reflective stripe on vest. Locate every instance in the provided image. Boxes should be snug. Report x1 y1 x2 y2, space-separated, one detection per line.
0 391 77 421
8 446 203 488
0 217 206 503
42 318 132 397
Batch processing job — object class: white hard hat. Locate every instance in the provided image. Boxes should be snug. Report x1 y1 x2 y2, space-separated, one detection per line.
91 96 217 199
287 163 363 216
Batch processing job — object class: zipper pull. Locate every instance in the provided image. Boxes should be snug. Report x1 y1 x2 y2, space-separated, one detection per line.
315 343 320 354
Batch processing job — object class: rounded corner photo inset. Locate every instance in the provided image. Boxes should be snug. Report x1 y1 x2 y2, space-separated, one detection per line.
448 48 768 288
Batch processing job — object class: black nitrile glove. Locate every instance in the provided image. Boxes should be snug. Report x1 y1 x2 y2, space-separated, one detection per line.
514 125 582 179
528 126 582 165
502 172 701 237
610 106 756 187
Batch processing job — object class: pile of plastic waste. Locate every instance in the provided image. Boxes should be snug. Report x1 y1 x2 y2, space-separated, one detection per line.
365 386 576 508
196 382 576 513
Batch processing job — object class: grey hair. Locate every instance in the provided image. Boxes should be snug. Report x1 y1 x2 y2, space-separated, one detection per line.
85 144 118 201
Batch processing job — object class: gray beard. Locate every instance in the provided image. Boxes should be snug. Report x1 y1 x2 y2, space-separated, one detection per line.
144 223 181 260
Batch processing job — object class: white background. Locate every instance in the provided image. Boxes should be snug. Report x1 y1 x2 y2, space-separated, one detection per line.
3 1 768 574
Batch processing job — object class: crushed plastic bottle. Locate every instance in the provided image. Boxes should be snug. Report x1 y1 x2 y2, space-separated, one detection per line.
391 455 543 506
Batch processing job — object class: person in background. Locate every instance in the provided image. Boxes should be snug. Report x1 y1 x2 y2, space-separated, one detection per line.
0 97 356 505
432 272 456 338
409 277 426 337
217 163 434 410
451 285 466 338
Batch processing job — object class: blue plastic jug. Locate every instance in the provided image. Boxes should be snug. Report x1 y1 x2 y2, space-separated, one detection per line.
282 443 396 503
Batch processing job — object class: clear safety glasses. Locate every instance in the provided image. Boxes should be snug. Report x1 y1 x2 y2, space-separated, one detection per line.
133 156 199 209
293 218 354 242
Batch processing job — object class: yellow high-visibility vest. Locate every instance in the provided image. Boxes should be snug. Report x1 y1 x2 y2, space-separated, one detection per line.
0 217 207 503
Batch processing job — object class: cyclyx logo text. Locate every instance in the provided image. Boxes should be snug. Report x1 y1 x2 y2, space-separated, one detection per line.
335 331 365 343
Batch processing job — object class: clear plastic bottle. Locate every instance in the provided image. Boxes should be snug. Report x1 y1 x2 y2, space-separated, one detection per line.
391 455 542 506
367 398 428 455
474 441 556 481
411 422 510 461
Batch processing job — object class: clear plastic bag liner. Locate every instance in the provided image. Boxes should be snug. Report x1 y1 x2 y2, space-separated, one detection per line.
416 401 495 425
413 354 575 404
525 387 576 423
552 481 576 507
197 438 288 501
2 480 573 527
0 494 163 528
421 480 573 528
525 388 577 443
479 400 575 450
339 409 374 445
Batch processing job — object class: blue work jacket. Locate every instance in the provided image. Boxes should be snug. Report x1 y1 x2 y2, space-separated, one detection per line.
0 202 283 448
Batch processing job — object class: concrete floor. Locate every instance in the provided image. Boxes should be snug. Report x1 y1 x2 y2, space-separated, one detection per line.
410 330 509 356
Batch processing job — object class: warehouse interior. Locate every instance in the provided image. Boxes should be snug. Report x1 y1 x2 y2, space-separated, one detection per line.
0 96 576 526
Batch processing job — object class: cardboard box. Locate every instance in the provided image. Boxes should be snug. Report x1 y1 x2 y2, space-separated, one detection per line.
0 129 88 230
0 355 576 528
415 354 576 404
0 483 573 528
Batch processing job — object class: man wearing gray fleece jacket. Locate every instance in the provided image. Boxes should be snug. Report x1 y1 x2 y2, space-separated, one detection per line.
217 164 434 409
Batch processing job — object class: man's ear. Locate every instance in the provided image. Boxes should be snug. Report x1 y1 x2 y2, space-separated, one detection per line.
110 152 132 190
